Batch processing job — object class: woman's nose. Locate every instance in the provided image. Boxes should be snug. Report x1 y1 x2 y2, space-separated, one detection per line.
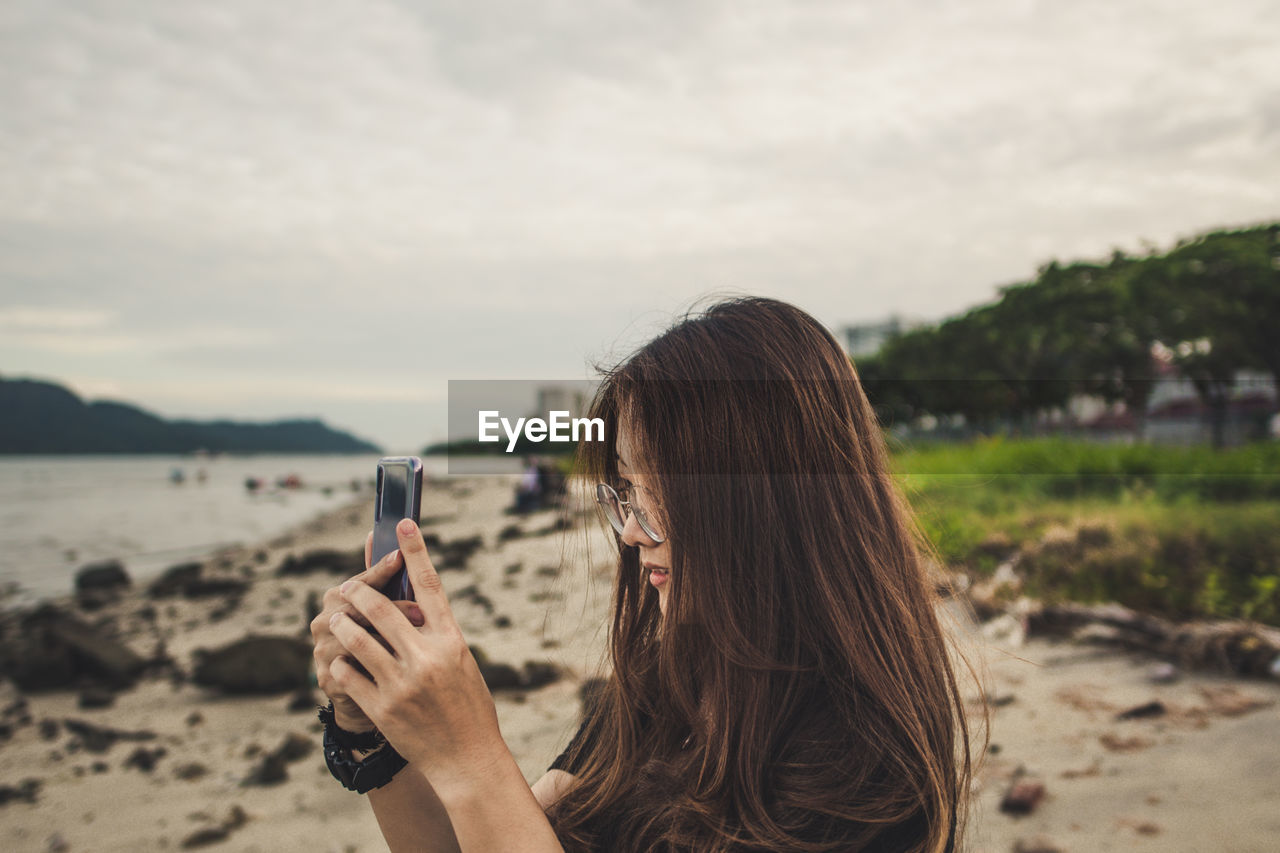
620 510 656 548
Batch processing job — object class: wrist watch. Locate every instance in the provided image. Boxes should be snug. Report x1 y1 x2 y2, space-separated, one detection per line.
318 702 408 793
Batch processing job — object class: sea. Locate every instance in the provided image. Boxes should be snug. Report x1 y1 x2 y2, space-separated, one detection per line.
0 453 456 606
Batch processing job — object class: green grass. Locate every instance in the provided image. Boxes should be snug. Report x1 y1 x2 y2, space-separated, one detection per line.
890 437 1280 624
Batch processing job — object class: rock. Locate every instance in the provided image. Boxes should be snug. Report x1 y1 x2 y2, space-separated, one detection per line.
0 777 42 806
521 661 561 689
91 761 108 773
304 591 322 627
147 562 203 598
1000 777 1046 816
46 832 70 852
192 635 313 695
183 578 250 599
0 605 147 690
149 560 249 600
276 732 314 763
123 746 167 772
242 753 288 786
63 718 156 753
498 524 525 542
74 559 131 608
493 615 512 629
287 688 317 713
468 647 561 692
240 736 309 787
1116 701 1166 721
78 687 116 710
478 661 522 690
181 805 248 849
185 711 204 727
1146 662 1179 684
276 549 363 578
435 535 484 571
38 719 59 741
173 762 209 781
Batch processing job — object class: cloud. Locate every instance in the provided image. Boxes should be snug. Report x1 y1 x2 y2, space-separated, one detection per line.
0 306 115 330
1 0 1277 448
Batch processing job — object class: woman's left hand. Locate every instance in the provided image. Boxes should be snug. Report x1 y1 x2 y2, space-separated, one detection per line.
327 517 508 790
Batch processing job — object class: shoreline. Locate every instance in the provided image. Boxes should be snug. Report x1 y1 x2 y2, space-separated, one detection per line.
0 477 1277 851
0 475 617 853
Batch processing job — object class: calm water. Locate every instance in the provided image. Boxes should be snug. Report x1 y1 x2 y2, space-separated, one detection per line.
0 454 453 604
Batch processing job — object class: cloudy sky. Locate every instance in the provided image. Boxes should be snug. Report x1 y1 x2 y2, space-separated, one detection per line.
2 0 1277 451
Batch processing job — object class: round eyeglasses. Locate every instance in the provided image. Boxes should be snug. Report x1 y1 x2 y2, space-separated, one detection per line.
595 482 666 544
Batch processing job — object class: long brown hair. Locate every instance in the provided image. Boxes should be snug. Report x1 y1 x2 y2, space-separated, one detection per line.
548 297 973 852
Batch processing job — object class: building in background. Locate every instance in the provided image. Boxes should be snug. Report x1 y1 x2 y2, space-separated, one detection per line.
839 315 922 359
534 383 594 421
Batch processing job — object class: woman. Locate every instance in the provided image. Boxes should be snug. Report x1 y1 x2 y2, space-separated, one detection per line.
311 296 974 852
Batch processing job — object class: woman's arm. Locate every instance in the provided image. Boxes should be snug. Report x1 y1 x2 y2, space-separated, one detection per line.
358 768 575 853
364 762 461 853
427 758 567 852
327 519 568 852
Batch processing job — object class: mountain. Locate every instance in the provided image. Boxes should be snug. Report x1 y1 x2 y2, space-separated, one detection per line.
0 376 381 454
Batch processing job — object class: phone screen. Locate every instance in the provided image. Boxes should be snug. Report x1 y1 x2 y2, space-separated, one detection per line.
373 457 423 600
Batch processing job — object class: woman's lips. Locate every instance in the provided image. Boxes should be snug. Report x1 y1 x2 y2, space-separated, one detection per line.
644 563 669 588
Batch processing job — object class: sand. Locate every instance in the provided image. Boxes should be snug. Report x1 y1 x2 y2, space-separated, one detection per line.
1 475 1277 853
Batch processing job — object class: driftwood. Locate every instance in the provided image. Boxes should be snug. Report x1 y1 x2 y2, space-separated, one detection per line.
1026 602 1280 679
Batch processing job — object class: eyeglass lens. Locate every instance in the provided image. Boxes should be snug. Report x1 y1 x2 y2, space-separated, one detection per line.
596 483 663 543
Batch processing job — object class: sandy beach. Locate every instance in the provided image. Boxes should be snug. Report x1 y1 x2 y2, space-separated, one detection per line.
1 475 1277 852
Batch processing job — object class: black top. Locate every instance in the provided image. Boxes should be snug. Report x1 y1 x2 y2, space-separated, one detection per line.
547 710 595 775
546 708 955 852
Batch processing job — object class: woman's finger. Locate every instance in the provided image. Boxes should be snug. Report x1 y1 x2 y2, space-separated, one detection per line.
339 579 420 653
363 530 373 570
395 518 458 630
355 547 405 590
327 654 379 710
328 609 398 680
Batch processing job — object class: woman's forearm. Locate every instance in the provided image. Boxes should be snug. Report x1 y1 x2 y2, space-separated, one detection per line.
365 762 462 853
431 751 565 853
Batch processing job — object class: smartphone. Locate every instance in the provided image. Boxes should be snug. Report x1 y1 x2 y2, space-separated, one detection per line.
372 456 423 600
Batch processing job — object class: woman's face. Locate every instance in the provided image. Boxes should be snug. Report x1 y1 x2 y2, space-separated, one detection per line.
615 420 673 618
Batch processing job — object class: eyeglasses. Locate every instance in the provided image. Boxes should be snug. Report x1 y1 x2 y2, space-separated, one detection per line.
595 482 666 544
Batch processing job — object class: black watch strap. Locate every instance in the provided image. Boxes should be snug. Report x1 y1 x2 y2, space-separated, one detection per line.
323 728 408 793
317 702 384 751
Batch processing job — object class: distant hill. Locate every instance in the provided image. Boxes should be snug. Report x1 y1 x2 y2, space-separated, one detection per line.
0 376 381 454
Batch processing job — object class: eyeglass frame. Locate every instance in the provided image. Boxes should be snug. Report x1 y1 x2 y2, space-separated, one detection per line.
595 482 666 544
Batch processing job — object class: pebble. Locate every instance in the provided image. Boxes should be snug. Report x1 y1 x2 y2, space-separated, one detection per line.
1116 700 1166 721
1000 778 1047 816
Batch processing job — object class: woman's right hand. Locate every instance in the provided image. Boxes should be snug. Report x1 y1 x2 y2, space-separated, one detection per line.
310 531 425 732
